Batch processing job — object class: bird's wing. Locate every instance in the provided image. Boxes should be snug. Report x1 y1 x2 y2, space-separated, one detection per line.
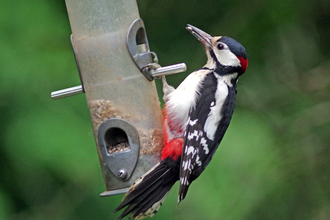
178 72 236 202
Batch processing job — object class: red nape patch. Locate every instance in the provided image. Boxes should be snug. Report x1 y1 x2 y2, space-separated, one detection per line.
161 139 183 161
238 57 248 72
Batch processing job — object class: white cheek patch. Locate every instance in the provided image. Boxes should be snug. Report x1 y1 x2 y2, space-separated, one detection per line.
214 49 241 67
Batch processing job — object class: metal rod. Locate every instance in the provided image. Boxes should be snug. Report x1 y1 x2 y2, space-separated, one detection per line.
51 85 83 99
50 63 186 100
151 63 187 77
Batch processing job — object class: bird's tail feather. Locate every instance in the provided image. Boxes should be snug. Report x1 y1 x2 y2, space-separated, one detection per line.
115 158 179 220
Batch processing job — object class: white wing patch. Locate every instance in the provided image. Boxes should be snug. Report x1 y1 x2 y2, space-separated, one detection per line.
185 146 197 155
195 155 202 166
189 119 198 126
180 176 190 186
187 130 203 141
182 160 191 171
203 74 230 140
200 137 209 154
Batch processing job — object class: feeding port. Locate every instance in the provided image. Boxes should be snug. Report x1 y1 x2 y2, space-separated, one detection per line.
98 118 140 183
105 128 130 155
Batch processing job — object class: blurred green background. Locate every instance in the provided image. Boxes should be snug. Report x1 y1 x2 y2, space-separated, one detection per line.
1 0 330 219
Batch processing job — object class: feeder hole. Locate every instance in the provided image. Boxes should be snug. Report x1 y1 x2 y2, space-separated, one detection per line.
105 128 131 154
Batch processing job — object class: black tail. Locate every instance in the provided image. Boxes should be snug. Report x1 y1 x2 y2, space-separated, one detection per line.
114 157 180 220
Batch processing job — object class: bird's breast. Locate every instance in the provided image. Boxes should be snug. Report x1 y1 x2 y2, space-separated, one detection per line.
165 70 209 131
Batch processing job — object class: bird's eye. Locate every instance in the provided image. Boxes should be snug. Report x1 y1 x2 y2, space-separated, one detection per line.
217 43 224 50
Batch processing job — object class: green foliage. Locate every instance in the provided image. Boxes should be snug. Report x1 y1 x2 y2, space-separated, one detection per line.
0 0 329 219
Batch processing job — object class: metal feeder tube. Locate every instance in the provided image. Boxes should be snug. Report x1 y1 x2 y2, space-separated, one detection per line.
64 0 164 196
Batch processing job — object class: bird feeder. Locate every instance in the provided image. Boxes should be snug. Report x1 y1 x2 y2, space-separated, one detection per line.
51 0 186 196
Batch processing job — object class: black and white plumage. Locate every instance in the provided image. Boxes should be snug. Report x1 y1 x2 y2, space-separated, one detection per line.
114 24 248 219
178 72 238 201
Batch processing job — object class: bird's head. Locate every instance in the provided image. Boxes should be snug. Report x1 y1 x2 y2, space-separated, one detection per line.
186 24 248 75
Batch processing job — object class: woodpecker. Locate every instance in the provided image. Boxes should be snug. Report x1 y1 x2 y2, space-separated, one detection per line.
114 24 248 219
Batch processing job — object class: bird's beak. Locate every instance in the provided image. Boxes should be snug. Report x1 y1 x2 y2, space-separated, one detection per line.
186 24 213 48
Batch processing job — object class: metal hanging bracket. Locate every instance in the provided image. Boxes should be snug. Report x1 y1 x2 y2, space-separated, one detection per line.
126 18 187 81
51 19 187 99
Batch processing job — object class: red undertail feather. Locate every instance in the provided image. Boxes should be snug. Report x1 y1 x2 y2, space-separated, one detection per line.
161 139 183 161
161 107 183 161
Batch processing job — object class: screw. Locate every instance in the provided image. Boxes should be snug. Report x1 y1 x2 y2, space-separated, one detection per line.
118 169 128 180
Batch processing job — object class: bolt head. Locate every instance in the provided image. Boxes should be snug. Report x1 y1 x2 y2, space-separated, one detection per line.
118 169 128 180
